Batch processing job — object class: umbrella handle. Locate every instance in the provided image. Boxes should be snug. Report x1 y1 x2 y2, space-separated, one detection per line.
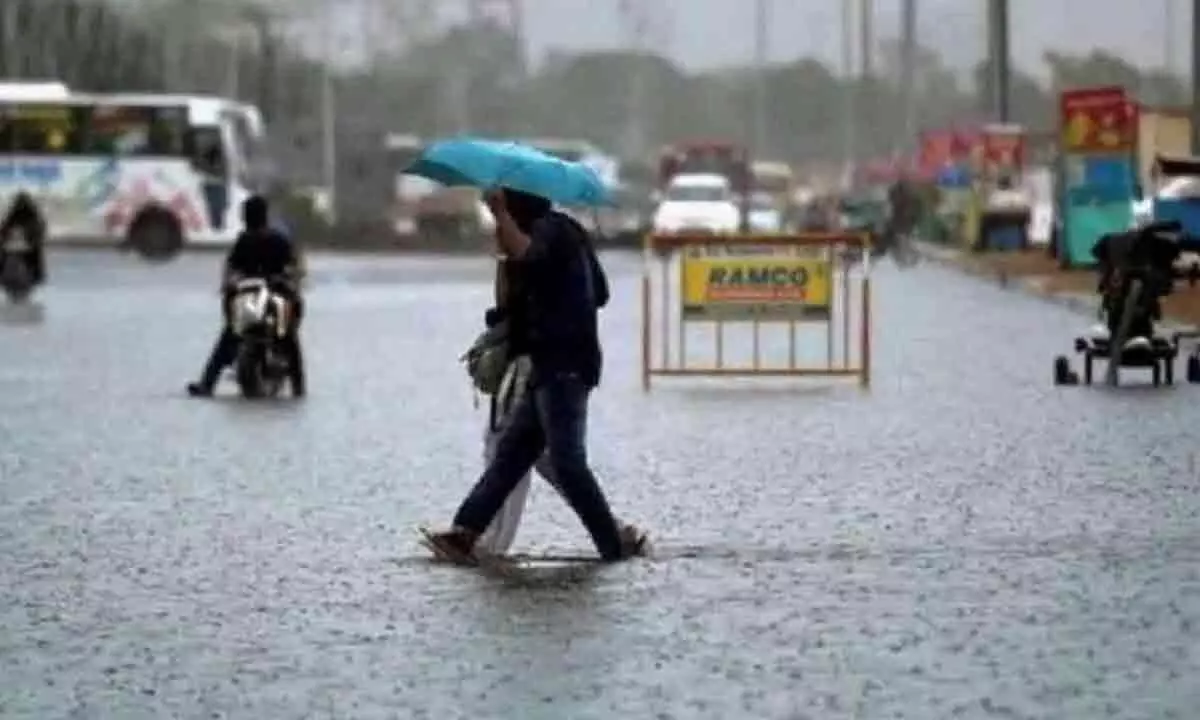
590 208 604 240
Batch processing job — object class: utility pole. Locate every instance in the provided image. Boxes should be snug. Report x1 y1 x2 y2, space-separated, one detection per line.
900 0 917 142
225 30 241 99
624 0 652 160
1192 0 1200 151
858 0 872 168
986 0 1010 122
752 0 769 159
2 0 17 78
321 0 338 224
452 0 486 133
1167 0 1176 80
251 11 276 120
859 0 873 78
841 0 856 184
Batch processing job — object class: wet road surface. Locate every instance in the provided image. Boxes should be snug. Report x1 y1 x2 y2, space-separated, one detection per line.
2 250 1199 719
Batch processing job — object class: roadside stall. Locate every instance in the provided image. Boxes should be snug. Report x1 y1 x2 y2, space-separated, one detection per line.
918 127 973 245
971 123 1029 252
1056 85 1139 268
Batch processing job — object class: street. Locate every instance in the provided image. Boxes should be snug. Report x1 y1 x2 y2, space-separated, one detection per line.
2 249 1199 719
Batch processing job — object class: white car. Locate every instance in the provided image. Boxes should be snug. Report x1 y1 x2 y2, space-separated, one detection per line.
747 192 784 232
652 173 740 234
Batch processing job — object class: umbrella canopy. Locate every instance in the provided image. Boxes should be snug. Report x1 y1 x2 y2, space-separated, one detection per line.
404 137 613 208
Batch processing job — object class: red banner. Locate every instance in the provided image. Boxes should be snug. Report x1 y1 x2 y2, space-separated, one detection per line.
918 128 976 180
919 130 954 172
982 126 1025 172
1060 86 1137 154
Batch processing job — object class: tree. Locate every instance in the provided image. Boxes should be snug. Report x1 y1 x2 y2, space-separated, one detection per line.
524 50 693 151
970 61 1052 128
3 6 1189 173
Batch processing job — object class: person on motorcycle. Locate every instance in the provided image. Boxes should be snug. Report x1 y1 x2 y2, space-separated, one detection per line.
886 174 920 241
186 195 306 398
0 191 48 285
1092 220 1188 342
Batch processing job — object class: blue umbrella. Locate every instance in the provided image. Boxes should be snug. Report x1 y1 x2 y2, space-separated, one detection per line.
404 137 613 208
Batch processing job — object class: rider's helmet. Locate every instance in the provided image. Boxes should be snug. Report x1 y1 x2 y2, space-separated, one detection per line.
242 195 269 231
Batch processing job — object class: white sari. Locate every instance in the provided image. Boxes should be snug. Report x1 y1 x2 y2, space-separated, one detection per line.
476 355 555 555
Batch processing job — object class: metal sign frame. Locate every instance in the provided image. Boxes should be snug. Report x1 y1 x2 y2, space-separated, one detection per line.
640 231 873 390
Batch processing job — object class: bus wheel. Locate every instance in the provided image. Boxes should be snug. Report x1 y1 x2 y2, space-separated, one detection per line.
126 206 183 262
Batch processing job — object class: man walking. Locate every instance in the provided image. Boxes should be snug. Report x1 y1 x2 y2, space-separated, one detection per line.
424 187 645 562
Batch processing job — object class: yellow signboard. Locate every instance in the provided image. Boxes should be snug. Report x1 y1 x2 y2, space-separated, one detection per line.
680 255 831 321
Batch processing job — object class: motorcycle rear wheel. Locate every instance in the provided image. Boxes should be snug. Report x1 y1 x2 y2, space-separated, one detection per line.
1104 278 1144 387
1 257 33 304
236 344 283 399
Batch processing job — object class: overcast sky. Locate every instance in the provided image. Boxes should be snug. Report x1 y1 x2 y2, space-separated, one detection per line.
293 0 1187 81
431 0 1186 80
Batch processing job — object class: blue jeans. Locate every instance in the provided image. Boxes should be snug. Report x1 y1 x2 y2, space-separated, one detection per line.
453 372 624 560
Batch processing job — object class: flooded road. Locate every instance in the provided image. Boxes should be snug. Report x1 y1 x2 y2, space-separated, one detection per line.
2 250 1199 719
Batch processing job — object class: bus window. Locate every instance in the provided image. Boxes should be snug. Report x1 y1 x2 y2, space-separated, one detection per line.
84 105 187 156
0 103 81 153
87 105 150 154
148 107 188 155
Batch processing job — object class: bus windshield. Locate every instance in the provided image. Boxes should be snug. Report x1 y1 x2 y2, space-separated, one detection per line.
225 108 265 174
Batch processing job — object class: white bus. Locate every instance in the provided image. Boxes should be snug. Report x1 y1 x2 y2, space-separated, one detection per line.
0 84 265 255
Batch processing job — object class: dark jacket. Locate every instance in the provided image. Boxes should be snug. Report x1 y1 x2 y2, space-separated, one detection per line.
517 211 609 387
225 227 299 281
484 209 610 386
1 192 47 284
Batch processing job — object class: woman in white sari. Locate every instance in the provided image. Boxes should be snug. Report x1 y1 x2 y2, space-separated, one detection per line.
474 256 556 555
476 354 556 554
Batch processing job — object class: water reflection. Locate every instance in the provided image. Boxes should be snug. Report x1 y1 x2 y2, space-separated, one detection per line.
0 300 45 325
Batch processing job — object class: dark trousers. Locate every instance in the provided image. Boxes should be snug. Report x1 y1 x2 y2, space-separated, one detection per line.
453 372 624 560
30 245 45 284
0 245 45 284
198 291 305 391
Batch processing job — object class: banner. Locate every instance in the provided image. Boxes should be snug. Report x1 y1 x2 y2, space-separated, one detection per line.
681 255 831 321
981 124 1025 174
1060 86 1137 154
1057 85 1137 267
920 128 974 187
919 129 972 172
919 129 955 171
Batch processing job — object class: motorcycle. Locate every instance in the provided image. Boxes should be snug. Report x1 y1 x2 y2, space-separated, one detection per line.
228 276 294 398
0 228 37 304
1054 220 1200 386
